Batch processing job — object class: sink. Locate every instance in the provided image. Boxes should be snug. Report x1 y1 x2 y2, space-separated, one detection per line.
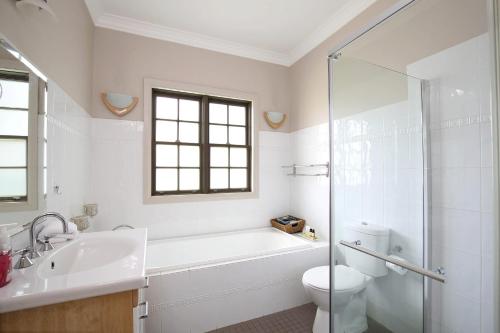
0 228 147 314
37 237 137 277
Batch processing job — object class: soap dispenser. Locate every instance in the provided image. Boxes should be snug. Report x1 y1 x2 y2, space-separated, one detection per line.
0 223 16 288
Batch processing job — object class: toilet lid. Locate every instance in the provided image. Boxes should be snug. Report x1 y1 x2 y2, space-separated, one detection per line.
335 265 366 291
303 266 329 290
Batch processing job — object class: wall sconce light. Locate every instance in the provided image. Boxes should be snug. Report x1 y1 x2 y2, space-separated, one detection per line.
101 92 139 117
16 0 57 20
264 111 286 129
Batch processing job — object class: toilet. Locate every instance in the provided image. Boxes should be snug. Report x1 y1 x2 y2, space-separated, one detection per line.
302 223 389 333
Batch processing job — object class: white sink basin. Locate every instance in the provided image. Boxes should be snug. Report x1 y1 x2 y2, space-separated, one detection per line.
37 237 137 277
0 229 147 314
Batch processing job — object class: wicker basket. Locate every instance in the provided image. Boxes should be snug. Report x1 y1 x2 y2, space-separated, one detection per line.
271 218 305 234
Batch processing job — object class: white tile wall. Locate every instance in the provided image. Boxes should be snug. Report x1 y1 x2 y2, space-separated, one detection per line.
408 33 494 333
289 123 330 240
89 119 293 239
333 97 424 333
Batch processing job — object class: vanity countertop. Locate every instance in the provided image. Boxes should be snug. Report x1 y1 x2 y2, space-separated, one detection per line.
0 228 147 313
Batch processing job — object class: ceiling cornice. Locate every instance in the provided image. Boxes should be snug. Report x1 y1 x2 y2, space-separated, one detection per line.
89 0 376 67
94 14 292 66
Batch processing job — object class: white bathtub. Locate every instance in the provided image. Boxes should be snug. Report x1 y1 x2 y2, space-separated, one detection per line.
143 227 329 333
146 227 311 274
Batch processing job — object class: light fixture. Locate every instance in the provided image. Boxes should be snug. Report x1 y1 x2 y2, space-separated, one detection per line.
101 92 139 117
264 111 286 129
16 0 57 20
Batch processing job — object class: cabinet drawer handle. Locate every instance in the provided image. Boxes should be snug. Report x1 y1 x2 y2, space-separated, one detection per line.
139 301 148 319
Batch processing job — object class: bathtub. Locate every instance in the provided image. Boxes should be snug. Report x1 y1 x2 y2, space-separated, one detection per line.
146 227 312 274
143 227 329 333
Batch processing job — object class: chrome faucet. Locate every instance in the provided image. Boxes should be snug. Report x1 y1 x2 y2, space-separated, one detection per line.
29 212 68 259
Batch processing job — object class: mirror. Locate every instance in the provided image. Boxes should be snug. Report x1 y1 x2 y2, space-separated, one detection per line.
263 111 286 129
101 92 138 117
0 39 47 231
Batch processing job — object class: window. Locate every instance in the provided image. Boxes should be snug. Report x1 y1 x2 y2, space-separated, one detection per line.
152 89 251 196
0 71 30 202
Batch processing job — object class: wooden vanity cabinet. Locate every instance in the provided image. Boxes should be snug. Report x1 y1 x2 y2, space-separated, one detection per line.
0 290 138 333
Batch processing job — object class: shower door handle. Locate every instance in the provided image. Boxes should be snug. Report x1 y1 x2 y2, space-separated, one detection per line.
339 240 446 283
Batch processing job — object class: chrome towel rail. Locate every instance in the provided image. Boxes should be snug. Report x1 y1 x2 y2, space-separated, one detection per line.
339 240 446 283
282 162 329 177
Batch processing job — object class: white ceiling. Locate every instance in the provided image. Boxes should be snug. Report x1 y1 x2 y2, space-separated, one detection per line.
85 0 375 66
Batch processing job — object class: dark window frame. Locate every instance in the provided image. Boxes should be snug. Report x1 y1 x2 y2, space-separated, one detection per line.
0 71 30 202
151 89 252 196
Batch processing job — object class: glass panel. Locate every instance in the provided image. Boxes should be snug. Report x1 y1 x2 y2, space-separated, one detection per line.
209 103 227 124
0 109 28 136
156 144 177 167
178 122 199 143
155 168 177 191
156 120 177 142
210 147 228 167
156 97 177 120
179 99 199 122
179 168 200 190
0 168 26 197
230 169 247 189
228 126 246 145
230 148 247 167
179 145 199 167
210 168 228 189
0 79 29 109
0 139 26 167
228 105 246 125
209 125 227 144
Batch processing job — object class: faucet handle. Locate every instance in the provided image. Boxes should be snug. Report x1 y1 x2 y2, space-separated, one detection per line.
13 248 34 269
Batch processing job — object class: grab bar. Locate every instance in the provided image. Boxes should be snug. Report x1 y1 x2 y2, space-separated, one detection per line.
339 240 446 283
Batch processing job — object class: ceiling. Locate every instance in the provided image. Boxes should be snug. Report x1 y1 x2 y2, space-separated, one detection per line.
84 0 376 66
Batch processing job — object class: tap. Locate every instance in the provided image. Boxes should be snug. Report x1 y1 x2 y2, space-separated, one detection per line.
29 212 68 259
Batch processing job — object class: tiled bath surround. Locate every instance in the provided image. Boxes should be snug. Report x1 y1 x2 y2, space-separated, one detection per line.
408 34 494 333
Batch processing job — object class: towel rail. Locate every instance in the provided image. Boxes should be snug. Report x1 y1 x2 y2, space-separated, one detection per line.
282 162 329 177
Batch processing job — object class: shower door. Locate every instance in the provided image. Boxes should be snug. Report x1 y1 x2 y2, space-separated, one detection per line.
330 56 443 333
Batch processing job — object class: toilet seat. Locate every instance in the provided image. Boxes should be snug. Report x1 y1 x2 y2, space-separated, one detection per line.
335 265 367 293
302 266 329 291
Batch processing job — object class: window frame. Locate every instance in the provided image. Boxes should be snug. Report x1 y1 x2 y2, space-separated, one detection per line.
0 68 39 212
150 88 252 196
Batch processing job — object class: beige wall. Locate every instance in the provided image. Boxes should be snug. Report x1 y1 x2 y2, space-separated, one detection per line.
92 28 291 132
289 0 487 131
0 1 94 112
289 0 399 131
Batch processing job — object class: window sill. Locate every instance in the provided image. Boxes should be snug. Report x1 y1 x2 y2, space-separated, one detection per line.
144 190 258 204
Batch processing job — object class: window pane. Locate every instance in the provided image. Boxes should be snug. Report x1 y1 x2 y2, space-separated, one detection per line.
209 125 227 144
230 148 247 167
0 109 28 136
179 145 199 167
0 168 26 197
0 139 26 167
156 145 177 167
179 168 199 190
210 168 228 189
179 99 199 122
156 97 177 120
179 122 199 143
229 126 246 145
230 169 247 189
210 147 228 167
156 169 177 191
156 120 177 142
0 79 29 109
229 105 246 125
209 103 227 124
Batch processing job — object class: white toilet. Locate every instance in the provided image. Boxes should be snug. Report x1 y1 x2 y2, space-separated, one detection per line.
302 223 389 333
